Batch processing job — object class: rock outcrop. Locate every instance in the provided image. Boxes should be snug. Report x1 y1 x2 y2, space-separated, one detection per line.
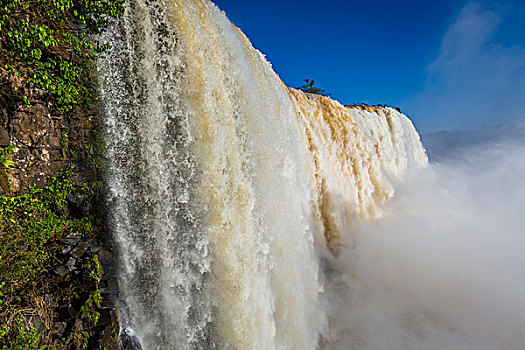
0 81 98 195
0 73 121 348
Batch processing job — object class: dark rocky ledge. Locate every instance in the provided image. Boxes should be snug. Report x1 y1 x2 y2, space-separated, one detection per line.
0 74 124 348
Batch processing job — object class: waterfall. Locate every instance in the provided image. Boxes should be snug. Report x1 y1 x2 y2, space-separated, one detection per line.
97 0 427 349
289 90 427 254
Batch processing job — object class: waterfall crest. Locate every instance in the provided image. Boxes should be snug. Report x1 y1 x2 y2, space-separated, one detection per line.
97 0 427 349
289 89 427 253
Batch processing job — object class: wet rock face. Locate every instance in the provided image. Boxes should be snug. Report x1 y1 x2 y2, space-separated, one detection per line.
0 95 97 194
53 233 121 349
0 77 124 347
67 193 93 218
120 330 143 350
0 124 9 147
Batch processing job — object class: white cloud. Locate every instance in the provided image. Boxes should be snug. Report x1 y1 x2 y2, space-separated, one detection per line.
405 2 525 132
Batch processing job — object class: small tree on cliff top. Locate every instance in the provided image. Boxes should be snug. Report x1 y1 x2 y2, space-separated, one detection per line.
296 79 331 97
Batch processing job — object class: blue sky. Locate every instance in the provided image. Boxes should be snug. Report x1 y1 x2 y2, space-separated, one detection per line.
212 0 525 133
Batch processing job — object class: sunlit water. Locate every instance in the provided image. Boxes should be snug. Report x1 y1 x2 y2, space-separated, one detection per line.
95 0 525 349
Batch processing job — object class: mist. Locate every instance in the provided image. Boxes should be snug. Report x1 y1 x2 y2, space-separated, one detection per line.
325 140 525 349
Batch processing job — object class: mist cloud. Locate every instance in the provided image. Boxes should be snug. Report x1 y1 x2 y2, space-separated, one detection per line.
405 1 525 132
326 141 525 349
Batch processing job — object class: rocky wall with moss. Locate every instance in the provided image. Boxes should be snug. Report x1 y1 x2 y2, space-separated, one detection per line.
0 84 122 349
0 79 97 195
0 1 125 348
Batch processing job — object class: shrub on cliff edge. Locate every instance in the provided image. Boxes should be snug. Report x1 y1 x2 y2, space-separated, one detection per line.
296 79 331 97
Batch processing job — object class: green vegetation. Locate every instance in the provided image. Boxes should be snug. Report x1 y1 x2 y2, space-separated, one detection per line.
0 0 120 347
0 326 46 350
0 146 14 170
0 166 105 349
0 0 125 110
0 167 94 286
296 79 331 97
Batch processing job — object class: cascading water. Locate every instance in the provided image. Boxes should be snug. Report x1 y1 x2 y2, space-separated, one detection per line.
97 0 427 349
289 90 427 254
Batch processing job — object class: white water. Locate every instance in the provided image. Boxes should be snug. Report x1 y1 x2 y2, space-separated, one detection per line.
97 0 431 349
290 90 427 254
